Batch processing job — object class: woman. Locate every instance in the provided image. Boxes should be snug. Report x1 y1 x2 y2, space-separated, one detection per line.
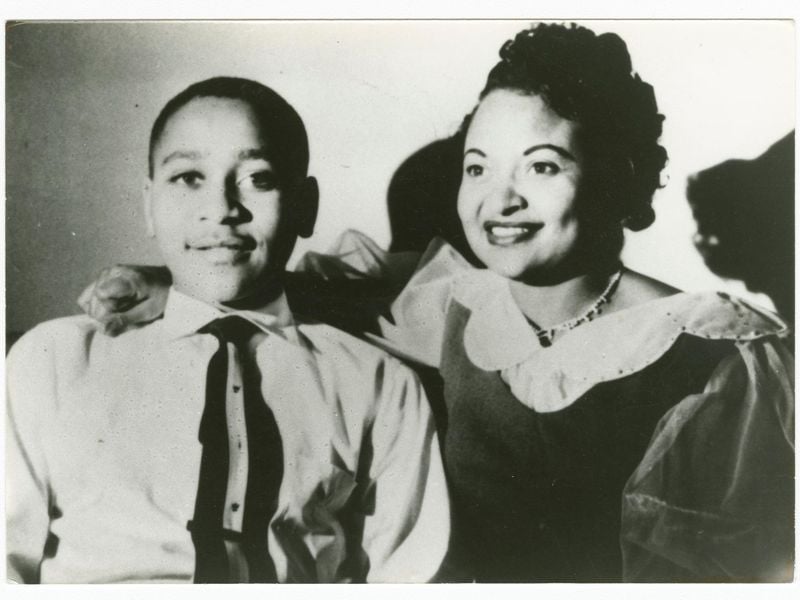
79 23 794 582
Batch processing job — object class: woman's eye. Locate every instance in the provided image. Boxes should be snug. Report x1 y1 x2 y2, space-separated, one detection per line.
465 164 485 177
532 162 560 175
170 171 203 188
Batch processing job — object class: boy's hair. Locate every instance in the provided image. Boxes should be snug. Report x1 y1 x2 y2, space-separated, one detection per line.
148 77 309 184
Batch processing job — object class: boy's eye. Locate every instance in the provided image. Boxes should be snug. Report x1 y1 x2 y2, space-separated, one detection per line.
170 171 203 188
465 164 485 177
242 170 278 192
531 161 560 175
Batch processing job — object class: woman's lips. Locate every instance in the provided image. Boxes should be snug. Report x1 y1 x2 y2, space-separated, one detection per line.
484 221 543 246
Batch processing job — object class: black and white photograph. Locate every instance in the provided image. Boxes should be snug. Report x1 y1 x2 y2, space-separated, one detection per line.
3 3 797 594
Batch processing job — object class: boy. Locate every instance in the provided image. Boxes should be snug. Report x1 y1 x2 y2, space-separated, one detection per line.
6 77 448 583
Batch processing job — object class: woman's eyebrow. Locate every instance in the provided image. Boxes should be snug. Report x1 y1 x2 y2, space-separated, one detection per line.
463 148 486 159
523 144 576 161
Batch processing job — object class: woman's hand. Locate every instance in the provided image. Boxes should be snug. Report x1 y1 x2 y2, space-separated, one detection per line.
77 265 172 335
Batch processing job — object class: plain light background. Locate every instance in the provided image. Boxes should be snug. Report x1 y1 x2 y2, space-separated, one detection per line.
5 20 795 333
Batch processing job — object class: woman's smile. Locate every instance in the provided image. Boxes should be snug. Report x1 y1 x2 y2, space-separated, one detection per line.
484 220 543 246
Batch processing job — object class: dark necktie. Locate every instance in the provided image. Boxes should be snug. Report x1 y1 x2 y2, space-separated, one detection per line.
189 316 283 583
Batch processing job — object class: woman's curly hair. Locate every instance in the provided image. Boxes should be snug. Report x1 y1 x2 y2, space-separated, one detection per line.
477 23 668 234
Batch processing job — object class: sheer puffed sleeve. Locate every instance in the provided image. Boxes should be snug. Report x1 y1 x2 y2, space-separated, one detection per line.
290 230 421 336
296 229 473 368
294 229 420 286
621 336 794 582
373 239 474 368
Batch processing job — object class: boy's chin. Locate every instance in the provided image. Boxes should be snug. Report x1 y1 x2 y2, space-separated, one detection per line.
178 274 284 309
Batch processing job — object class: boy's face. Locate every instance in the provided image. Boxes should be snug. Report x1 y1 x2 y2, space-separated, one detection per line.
145 97 308 306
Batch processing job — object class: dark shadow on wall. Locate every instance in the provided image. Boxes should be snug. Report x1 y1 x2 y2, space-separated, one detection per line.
687 132 795 328
7 330 24 354
386 131 481 266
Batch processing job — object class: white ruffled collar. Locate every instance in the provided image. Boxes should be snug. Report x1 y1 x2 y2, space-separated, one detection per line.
452 269 789 413
303 232 789 413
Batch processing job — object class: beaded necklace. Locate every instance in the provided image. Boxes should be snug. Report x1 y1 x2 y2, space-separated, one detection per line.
528 268 623 348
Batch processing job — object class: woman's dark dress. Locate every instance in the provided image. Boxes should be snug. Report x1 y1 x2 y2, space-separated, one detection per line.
438 301 742 582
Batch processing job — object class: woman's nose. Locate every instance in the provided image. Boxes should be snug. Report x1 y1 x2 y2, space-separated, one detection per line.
496 179 528 215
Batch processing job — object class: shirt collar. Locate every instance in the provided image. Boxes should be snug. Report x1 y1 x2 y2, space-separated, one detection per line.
162 287 296 342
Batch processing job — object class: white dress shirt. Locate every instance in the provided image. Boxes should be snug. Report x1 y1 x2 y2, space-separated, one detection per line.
6 288 449 583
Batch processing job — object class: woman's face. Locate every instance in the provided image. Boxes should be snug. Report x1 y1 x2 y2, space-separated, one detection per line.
458 89 585 282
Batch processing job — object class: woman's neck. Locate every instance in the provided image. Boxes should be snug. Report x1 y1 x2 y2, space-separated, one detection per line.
508 267 619 328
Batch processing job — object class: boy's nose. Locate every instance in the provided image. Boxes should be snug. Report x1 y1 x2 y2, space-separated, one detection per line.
198 180 243 222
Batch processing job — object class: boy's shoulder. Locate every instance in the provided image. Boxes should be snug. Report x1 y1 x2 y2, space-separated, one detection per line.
291 321 432 437
294 320 420 385
296 320 402 364
6 317 106 392
8 314 160 367
11 315 101 349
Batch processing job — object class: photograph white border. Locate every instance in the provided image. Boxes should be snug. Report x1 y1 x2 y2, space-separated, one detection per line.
2 1 797 599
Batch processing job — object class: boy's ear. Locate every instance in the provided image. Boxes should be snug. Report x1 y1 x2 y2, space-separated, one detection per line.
295 176 319 239
142 178 156 238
